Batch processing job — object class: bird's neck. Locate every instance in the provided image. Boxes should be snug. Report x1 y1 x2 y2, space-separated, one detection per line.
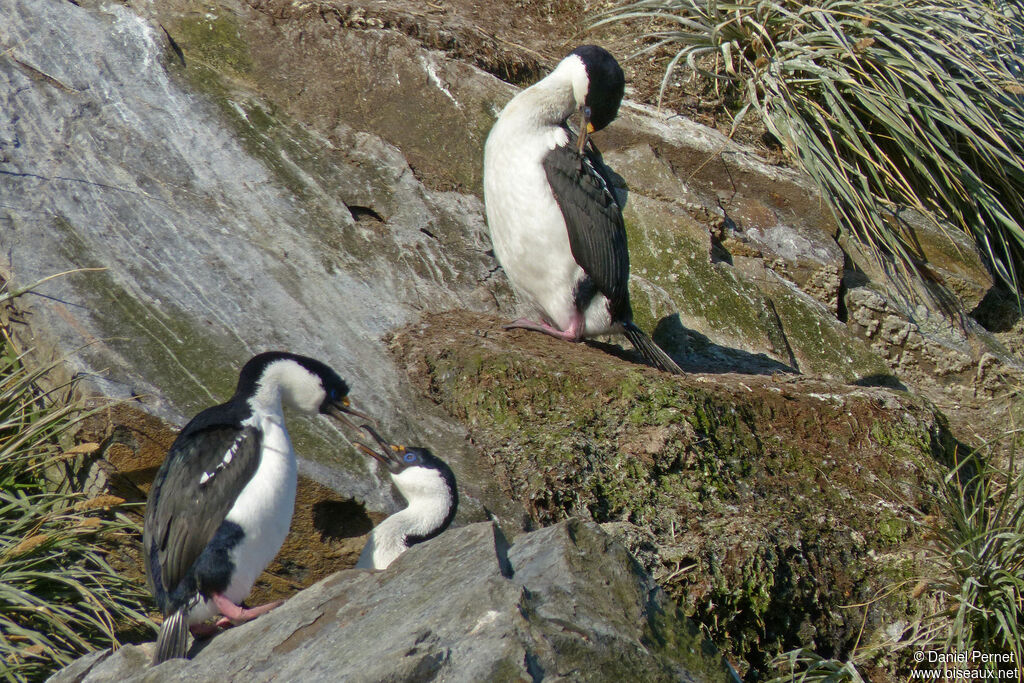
378 494 452 546
357 476 454 569
504 67 580 129
248 375 285 417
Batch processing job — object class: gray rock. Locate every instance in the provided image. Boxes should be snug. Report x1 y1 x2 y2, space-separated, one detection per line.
48 521 736 682
845 283 1023 400
603 138 846 316
5 0 1021 677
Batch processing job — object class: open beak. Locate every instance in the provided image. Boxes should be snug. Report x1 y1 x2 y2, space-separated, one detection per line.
352 424 403 472
577 105 593 156
324 397 376 431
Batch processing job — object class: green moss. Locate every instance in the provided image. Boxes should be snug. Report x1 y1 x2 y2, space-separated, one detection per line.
620 194 894 381
172 10 252 75
769 283 891 380
740 550 777 622
876 513 909 546
869 418 935 462
624 204 775 353
643 599 732 680
400 316 954 678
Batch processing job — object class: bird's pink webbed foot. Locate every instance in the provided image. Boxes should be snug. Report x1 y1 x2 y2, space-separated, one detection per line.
211 593 284 628
504 313 583 342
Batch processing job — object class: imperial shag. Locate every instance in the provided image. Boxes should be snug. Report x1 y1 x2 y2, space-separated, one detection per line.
483 45 682 374
143 352 371 664
352 425 458 570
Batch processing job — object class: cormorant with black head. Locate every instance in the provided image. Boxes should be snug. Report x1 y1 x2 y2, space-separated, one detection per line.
143 352 371 664
352 425 458 570
483 45 682 374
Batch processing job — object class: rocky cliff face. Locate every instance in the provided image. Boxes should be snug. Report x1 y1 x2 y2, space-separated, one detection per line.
3 0 1020 678
0 0 512 514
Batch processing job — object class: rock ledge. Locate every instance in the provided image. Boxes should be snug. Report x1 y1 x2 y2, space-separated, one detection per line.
50 520 735 683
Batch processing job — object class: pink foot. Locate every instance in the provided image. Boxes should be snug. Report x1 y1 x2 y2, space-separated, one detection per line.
504 315 583 342
211 593 284 628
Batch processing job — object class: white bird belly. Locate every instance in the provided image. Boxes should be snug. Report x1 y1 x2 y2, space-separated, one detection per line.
485 125 583 332
187 414 296 623
484 121 626 337
224 414 296 599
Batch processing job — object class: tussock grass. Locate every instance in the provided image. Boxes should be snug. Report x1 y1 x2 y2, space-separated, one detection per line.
923 447 1024 675
0 294 154 681
593 0 1024 300
768 648 865 682
761 438 1024 680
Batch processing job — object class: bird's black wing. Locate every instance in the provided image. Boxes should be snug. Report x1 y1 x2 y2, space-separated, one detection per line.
143 414 262 606
542 133 630 316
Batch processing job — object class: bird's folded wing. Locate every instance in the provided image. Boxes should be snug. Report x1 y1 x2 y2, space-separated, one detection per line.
144 424 262 596
542 139 630 311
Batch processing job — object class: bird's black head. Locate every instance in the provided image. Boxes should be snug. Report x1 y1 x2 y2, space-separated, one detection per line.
354 425 459 544
235 351 370 427
388 446 438 473
313 369 351 415
570 45 625 133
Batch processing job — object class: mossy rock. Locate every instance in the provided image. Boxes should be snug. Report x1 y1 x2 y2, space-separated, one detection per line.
159 0 510 194
390 311 953 678
619 188 891 383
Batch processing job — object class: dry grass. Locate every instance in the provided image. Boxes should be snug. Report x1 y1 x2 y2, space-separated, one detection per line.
0 285 154 682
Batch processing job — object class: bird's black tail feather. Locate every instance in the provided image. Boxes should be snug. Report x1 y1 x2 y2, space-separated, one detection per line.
153 609 188 665
623 322 683 375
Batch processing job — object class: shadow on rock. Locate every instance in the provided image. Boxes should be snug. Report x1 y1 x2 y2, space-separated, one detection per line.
851 373 908 391
312 499 375 541
652 313 796 375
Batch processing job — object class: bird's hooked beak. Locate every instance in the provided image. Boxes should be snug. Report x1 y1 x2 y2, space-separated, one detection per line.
577 105 594 156
352 424 404 474
323 396 375 432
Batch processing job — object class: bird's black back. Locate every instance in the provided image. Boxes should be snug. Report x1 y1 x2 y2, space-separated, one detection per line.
143 398 262 612
543 131 632 323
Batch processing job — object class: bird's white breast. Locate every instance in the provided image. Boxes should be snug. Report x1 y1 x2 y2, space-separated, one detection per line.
221 411 297 602
484 113 585 332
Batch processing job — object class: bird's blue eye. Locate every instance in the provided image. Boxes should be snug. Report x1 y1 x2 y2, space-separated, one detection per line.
403 452 417 463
